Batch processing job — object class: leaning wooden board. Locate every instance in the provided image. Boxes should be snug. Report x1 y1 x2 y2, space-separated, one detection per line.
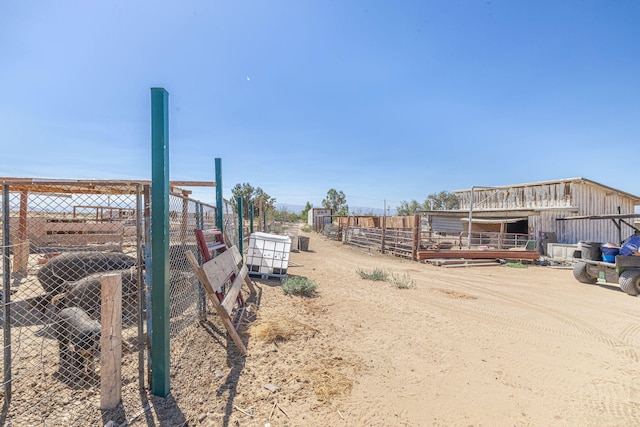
185 246 253 355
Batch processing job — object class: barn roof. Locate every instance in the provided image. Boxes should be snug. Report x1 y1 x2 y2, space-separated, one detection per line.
453 177 640 203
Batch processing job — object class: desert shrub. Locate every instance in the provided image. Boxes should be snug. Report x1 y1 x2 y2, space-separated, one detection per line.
282 276 317 297
301 224 312 232
357 268 388 281
389 272 415 289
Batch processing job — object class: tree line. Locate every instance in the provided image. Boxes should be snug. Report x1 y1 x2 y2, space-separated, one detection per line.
230 183 458 220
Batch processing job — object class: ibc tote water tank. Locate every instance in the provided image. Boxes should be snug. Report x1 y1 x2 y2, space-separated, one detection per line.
246 232 291 275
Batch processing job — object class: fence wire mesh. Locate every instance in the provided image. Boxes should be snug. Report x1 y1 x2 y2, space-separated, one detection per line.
0 182 145 425
167 194 212 339
222 198 239 248
0 181 224 425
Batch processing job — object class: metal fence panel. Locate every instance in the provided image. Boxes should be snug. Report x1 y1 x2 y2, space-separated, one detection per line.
0 182 145 425
0 181 225 424
222 198 239 248
167 193 204 339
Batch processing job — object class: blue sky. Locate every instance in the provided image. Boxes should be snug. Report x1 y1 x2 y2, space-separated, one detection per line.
1 1 639 212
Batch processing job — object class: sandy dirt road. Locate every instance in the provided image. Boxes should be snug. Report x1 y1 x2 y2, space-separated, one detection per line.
145 229 640 426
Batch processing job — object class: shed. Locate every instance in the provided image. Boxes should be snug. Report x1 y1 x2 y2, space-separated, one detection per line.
307 207 332 227
429 178 640 244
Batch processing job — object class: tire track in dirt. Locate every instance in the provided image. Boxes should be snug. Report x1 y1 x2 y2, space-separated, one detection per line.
568 379 640 425
293 237 640 425
427 270 640 363
414 291 588 391
618 323 640 347
415 269 640 423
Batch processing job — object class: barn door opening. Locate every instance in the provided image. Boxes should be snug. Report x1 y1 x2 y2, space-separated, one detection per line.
506 219 528 235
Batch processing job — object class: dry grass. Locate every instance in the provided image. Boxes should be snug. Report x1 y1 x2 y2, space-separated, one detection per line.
304 357 355 402
248 315 357 403
248 315 316 343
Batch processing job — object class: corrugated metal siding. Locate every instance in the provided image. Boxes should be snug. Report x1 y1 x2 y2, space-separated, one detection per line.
430 216 464 233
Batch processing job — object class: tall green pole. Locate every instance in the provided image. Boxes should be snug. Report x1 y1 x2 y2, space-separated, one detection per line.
151 87 170 397
237 197 244 257
215 158 223 233
249 203 254 234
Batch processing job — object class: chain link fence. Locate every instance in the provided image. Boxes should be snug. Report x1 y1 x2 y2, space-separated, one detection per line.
0 180 222 425
0 181 145 425
222 198 239 249
166 193 222 337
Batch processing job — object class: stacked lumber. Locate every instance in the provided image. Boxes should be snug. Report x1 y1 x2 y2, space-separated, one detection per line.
417 249 540 261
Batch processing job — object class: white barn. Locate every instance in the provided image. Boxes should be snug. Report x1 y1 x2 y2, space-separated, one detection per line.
437 178 639 245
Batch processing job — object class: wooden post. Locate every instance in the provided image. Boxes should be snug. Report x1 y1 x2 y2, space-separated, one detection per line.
14 191 29 274
181 189 190 246
101 273 122 410
237 197 244 258
412 214 420 261
381 213 386 254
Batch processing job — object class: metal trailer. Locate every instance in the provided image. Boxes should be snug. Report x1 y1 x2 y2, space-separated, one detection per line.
559 213 640 296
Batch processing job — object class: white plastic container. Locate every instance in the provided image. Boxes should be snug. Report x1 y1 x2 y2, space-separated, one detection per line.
246 232 291 276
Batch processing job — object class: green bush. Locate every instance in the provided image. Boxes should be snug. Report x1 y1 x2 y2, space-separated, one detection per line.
282 276 317 297
301 224 312 232
357 268 389 281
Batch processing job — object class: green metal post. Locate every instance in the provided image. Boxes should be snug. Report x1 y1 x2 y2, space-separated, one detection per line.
237 197 244 257
250 203 254 234
215 158 223 233
150 87 170 397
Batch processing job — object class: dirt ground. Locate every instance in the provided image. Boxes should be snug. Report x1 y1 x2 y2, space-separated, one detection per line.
134 228 640 427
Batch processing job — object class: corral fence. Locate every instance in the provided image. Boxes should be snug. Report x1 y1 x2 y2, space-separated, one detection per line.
0 179 230 425
336 214 532 259
420 230 533 250
341 215 421 259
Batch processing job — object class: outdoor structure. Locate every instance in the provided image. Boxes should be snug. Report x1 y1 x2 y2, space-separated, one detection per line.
308 207 332 230
0 177 234 424
423 178 640 246
0 89 256 425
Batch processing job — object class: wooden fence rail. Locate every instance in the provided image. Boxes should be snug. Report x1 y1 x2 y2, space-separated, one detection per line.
344 226 418 259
